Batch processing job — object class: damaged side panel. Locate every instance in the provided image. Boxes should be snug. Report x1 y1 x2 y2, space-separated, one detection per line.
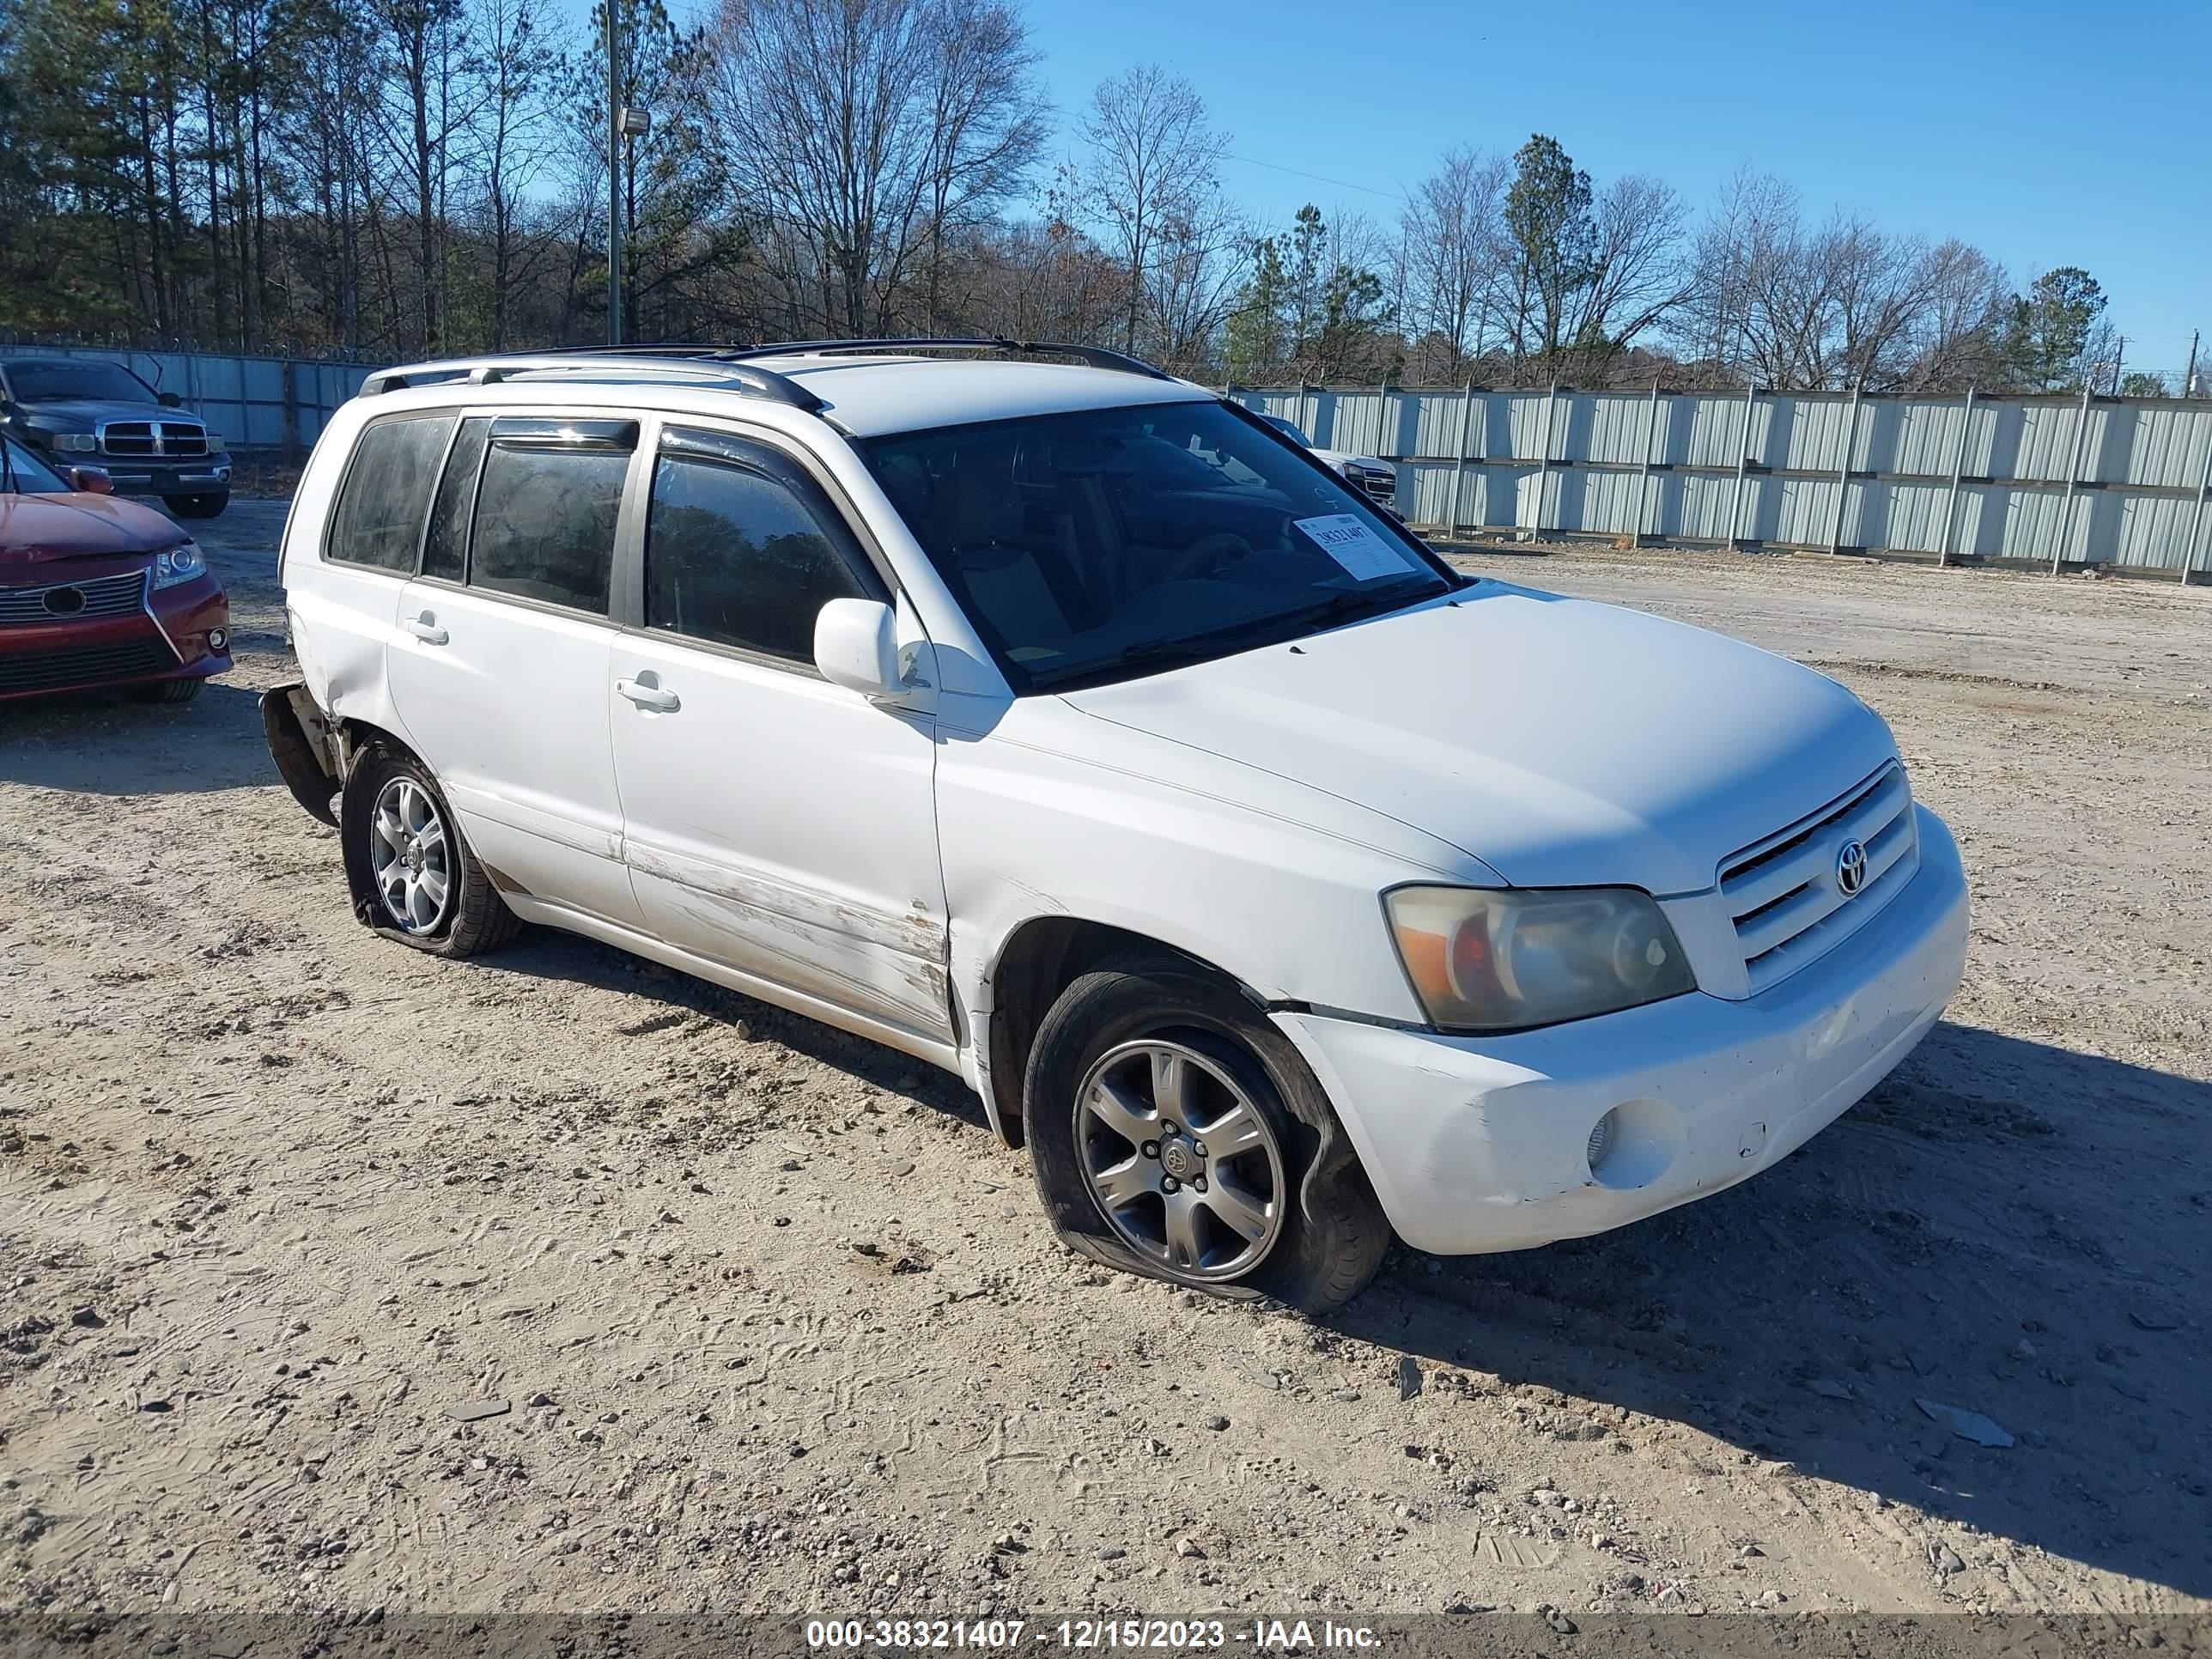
626 842 951 1042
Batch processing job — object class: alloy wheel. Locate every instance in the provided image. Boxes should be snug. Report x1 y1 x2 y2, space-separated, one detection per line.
369 776 452 933
1075 1037 1286 1281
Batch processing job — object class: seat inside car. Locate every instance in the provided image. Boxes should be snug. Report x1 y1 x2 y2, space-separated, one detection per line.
929 439 1096 649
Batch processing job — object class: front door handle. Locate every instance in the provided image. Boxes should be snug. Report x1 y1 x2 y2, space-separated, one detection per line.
617 678 680 713
403 614 448 645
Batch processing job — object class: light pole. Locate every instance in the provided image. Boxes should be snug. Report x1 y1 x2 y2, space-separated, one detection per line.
605 3 628 346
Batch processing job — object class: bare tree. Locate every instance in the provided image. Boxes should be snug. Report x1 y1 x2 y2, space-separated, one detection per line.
706 0 935 334
1565 173 1687 370
1820 216 1940 388
462 0 569 349
364 0 469 352
1399 146 1508 379
1146 189 1248 374
705 0 1042 337
1675 170 1795 382
1902 240 2008 390
1078 64 1227 353
915 0 1047 333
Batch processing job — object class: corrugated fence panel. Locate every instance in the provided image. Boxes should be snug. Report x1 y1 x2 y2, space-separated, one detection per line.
1680 395 1750 469
1874 398 1966 477
2118 404 2212 489
1408 391 1469 460
1766 395 1854 472
1237 380 2210 574
1852 480 1952 555
1577 393 1658 466
2007 401 2088 483
2112 494 2196 571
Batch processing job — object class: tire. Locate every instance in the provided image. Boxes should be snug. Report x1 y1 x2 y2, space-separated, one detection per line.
339 741 522 958
134 676 204 704
1024 951 1390 1316
165 491 228 520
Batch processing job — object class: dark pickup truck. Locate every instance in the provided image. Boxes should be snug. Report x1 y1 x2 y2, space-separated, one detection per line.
0 356 233 518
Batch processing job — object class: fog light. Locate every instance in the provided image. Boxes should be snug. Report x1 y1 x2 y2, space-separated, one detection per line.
1585 1108 1620 1173
208 627 228 652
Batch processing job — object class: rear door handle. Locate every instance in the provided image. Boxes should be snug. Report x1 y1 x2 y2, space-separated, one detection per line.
403 615 448 645
617 678 680 713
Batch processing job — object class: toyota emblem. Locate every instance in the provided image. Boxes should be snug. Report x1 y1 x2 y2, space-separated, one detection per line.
1835 839 1869 896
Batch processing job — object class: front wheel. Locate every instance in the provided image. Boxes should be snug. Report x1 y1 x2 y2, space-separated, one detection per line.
340 743 521 957
165 491 228 520
1024 952 1390 1315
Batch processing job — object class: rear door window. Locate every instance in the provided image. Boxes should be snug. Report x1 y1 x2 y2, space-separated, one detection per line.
465 417 636 615
326 414 455 572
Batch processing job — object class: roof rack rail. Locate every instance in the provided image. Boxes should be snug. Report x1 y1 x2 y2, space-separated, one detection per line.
723 337 1176 382
357 353 826 412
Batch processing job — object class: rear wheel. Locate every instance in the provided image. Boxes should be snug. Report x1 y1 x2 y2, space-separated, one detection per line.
1024 952 1390 1315
133 676 204 704
164 491 228 520
341 743 521 957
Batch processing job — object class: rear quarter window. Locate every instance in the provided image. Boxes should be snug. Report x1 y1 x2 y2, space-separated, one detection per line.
325 414 456 573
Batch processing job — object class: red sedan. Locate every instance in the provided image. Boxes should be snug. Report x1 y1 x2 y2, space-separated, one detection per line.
1 435 231 703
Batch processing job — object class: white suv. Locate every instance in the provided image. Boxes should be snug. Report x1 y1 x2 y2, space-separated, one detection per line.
264 339 1969 1313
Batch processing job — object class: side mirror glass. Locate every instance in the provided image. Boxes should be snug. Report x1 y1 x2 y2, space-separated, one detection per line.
68 465 115 495
813 598 902 699
158 391 182 408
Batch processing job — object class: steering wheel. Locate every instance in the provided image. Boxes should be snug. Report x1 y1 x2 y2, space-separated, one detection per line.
1161 532 1252 586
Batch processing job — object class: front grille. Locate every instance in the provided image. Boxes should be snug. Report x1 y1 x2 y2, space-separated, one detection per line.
0 569 149 627
95 420 207 458
1720 763 1917 994
0 636 178 695
100 421 156 456
1351 466 1396 505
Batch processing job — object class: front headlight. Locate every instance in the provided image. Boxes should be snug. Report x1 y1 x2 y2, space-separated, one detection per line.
151 541 206 588
52 432 99 453
202 431 224 451
1385 884 1697 1033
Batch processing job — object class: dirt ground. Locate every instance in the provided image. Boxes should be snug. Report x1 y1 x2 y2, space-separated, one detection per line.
3 501 2208 1636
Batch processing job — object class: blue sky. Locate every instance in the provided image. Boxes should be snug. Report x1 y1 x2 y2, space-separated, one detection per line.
649 0 2211 369
1019 0 2211 372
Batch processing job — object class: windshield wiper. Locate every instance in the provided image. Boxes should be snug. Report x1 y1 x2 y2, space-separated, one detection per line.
1029 579 1437 690
1275 579 1435 635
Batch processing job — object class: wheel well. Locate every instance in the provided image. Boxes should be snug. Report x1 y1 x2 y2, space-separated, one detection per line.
984 918 1261 1148
334 718 410 776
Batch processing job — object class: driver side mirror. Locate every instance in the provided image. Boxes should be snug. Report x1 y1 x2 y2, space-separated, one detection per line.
159 391 182 408
814 598 904 700
66 465 114 495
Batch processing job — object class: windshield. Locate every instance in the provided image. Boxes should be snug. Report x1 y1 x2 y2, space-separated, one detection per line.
5 360 155 404
1 437 71 494
1263 415 1312 447
863 401 1452 691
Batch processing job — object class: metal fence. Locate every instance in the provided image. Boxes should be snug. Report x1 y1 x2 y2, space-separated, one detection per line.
4 343 376 455
1234 383 2212 581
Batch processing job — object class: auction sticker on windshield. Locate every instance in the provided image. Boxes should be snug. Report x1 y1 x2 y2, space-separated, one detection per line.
1293 514 1405 580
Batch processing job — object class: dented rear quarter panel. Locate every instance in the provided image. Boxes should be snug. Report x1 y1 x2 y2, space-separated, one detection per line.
281 400 409 742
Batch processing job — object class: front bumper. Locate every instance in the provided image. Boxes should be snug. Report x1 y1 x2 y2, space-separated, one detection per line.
88 453 234 496
0 571 231 702
1274 804 1970 1255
